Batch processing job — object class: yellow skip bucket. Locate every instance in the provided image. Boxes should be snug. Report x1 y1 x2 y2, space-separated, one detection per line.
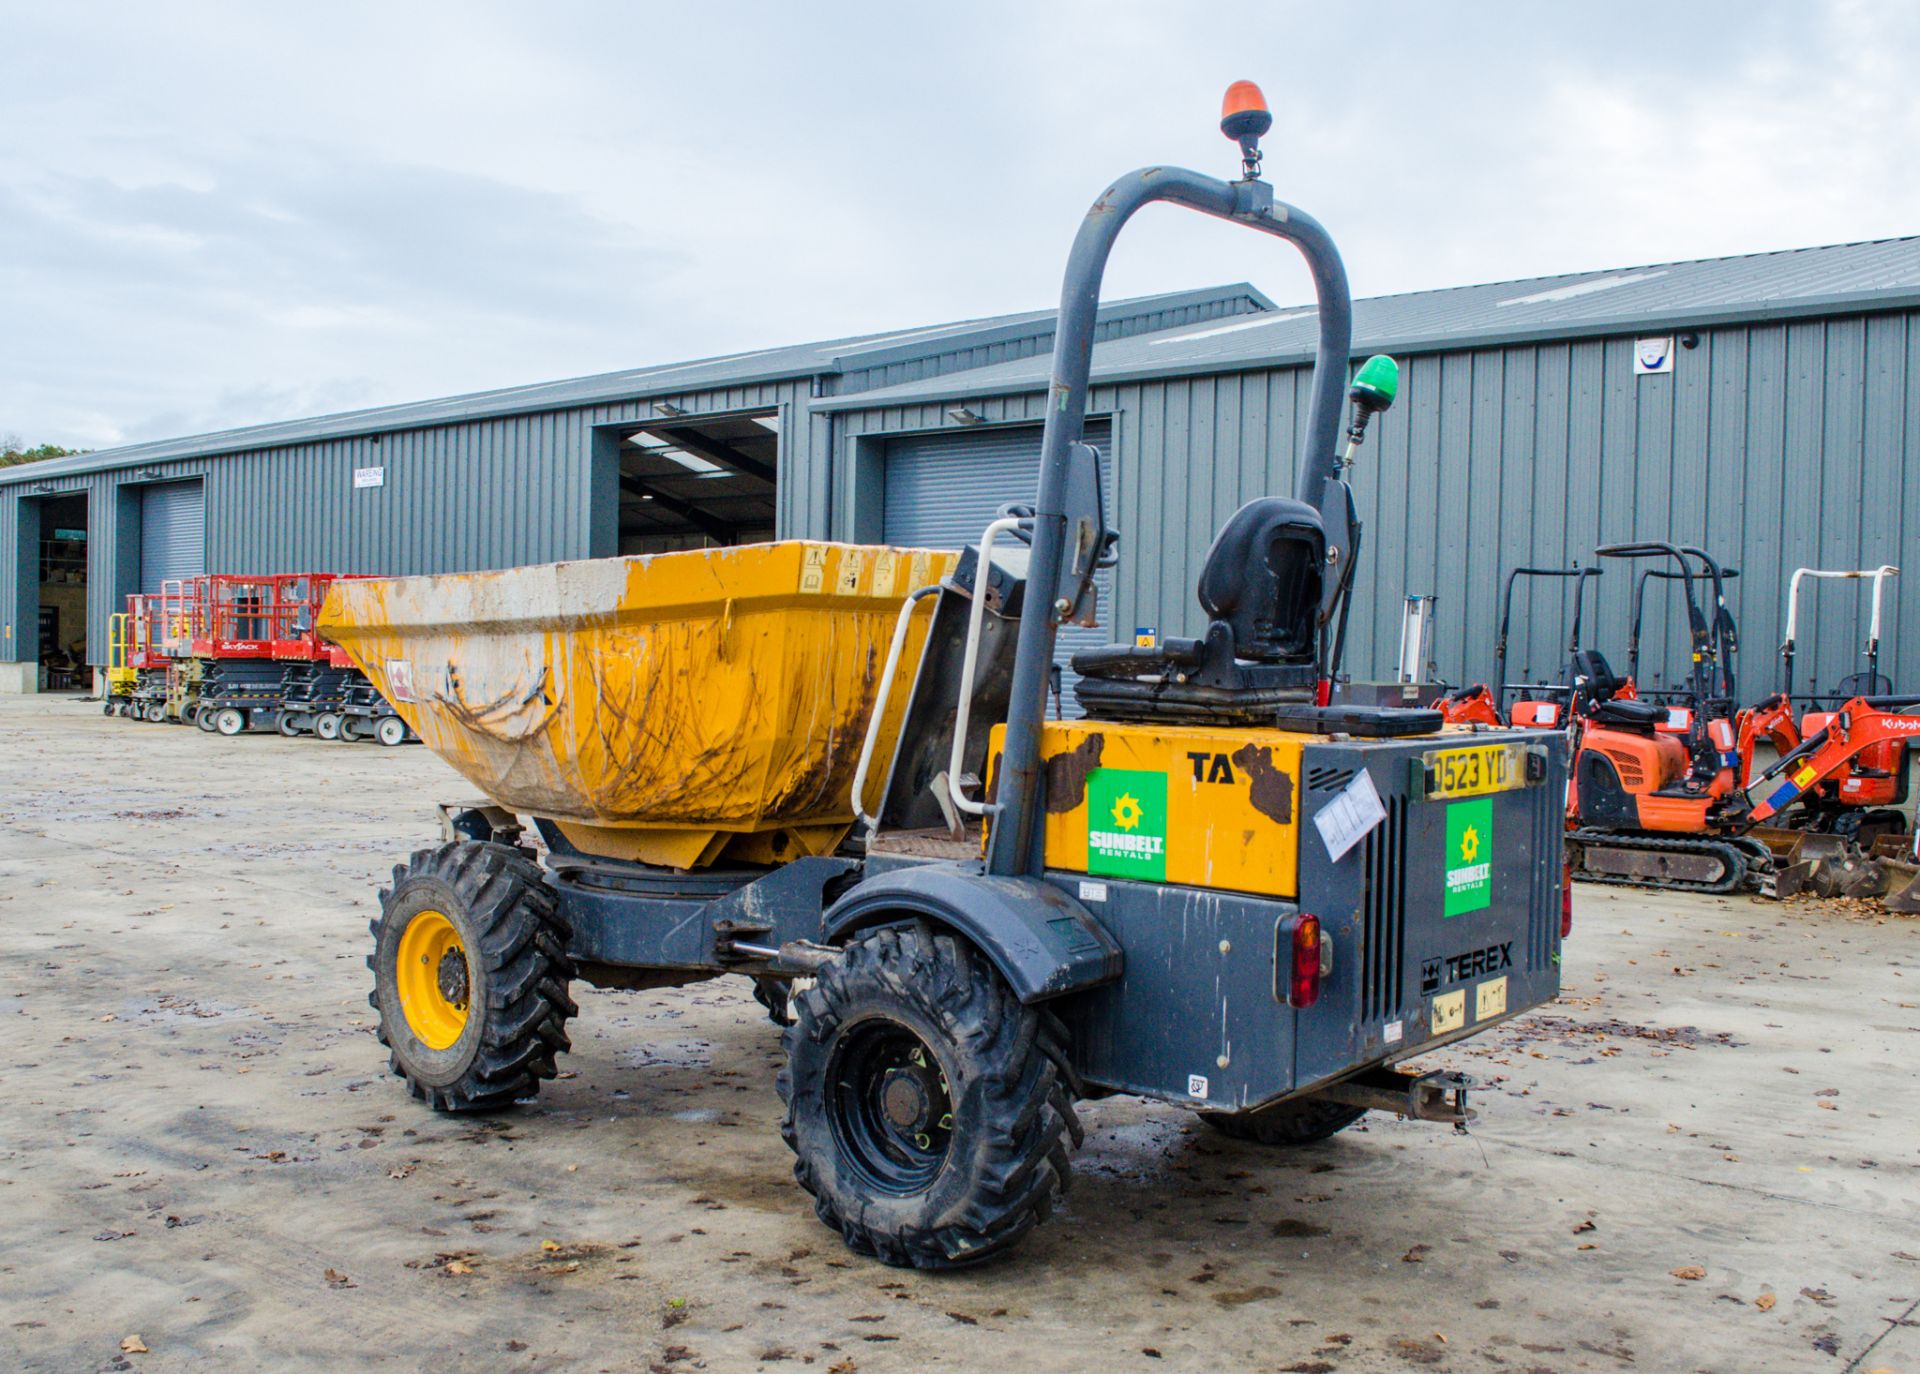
318 542 957 868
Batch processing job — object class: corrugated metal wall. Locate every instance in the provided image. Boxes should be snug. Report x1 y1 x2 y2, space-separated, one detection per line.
0 377 814 668
827 307 1920 705
10 301 1917 705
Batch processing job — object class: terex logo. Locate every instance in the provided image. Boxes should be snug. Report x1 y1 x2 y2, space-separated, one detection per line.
1422 942 1513 993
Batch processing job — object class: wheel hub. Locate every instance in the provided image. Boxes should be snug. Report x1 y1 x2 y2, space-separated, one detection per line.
827 1021 956 1195
880 1068 934 1132
436 948 470 1008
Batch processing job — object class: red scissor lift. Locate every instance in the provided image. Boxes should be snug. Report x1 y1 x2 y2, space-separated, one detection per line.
276 573 373 739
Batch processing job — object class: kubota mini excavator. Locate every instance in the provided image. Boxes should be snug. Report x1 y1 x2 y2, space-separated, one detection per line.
1560 543 1769 893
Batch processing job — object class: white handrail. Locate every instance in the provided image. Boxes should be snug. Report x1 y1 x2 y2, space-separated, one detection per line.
850 584 942 833
948 517 1025 817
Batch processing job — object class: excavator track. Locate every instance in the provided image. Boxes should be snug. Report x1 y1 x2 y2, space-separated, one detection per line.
1566 829 1766 895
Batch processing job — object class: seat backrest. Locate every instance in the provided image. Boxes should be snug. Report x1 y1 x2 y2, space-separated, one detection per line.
1570 648 1622 702
1195 498 1324 664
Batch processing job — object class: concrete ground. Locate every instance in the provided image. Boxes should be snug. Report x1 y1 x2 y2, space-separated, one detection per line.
1 694 1915 1374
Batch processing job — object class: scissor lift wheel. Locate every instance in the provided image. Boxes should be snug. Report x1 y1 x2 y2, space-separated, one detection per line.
376 716 408 747
369 841 577 1112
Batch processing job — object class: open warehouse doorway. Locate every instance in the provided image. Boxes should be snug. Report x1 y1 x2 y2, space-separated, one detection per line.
30 492 90 691
615 411 778 554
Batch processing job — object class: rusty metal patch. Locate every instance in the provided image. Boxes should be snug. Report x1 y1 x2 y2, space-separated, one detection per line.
1230 742 1295 824
1043 732 1106 814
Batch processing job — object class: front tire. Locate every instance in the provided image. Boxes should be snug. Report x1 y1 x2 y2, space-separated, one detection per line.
1198 1094 1367 1146
215 707 247 736
375 716 408 747
779 924 1081 1269
369 842 577 1112
314 712 342 741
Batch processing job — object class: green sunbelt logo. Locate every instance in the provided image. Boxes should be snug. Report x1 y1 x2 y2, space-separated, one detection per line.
1087 767 1167 882
1444 798 1493 916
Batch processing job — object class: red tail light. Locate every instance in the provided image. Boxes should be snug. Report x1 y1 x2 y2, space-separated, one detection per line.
1290 913 1323 1008
1561 857 1574 939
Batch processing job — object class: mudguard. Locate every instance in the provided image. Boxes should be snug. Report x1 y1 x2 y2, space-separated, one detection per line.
822 867 1123 1004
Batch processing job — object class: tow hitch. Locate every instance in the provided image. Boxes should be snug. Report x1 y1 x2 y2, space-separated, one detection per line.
1323 1066 1476 1127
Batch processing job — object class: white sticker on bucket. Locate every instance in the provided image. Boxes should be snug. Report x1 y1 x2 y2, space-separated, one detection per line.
384 659 415 703
1187 1074 1210 1100
1383 1020 1404 1045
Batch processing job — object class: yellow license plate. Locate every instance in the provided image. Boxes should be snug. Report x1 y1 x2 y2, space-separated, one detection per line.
1422 743 1525 799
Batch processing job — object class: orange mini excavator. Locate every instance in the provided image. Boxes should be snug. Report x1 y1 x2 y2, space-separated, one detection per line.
1560 543 1770 893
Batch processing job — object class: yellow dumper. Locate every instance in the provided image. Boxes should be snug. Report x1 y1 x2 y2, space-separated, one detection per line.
321 542 954 869
330 86 1569 1273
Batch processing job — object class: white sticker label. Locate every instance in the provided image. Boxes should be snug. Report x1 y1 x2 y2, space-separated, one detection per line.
1077 880 1108 903
1383 1020 1404 1044
1187 1074 1210 1100
1314 768 1388 861
353 465 385 489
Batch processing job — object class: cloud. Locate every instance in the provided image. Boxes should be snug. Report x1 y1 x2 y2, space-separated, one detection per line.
1 1 1914 449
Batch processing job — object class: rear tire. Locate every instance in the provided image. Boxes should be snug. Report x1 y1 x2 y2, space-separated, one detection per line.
314 712 342 741
779 924 1081 1269
1198 1094 1367 1146
214 707 246 736
369 841 577 1112
277 712 304 737
195 706 218 731
376 716 407 747
340 717 363 742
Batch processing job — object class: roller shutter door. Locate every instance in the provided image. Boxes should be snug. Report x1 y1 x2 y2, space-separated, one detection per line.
883 421 1113 686
139 480 205 593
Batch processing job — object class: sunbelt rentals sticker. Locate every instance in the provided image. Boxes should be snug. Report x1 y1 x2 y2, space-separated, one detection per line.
1443 798 1492 916
1087 767 1167 882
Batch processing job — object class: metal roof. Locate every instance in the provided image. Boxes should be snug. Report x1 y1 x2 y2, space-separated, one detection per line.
3 284 1265 486
812 236 1920 411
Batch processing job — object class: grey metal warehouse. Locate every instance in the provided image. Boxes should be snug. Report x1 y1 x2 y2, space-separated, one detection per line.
7 236 1920 705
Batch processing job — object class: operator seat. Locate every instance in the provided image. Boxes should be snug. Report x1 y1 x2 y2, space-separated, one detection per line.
1570 649 1666 728
1071 498 1324 724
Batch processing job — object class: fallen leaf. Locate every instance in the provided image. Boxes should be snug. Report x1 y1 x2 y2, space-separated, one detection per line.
444 1259 474 1275
1403 1243 1432 1263
323 1268 353 1288
1755 1292 1776 1311
120 1334 148 1354
541 1239 562 1252
1671 1265 1707 1280
1572 1219 1596 1234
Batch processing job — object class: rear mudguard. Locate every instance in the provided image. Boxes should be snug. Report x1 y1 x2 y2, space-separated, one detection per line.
823 866 1123 1004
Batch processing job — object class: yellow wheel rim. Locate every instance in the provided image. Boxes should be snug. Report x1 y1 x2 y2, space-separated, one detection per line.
395 910 470 1050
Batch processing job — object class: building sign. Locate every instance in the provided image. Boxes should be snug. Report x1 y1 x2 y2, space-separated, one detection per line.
353 466 386 489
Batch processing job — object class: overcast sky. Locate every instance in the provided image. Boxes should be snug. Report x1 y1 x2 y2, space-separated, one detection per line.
4 0 1918 452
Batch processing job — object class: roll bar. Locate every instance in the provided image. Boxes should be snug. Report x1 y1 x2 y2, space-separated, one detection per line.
1494 566 1602 713
986 136 1354 878
1781 565 1900 699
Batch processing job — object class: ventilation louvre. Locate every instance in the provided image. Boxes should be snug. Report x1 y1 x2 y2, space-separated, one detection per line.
1361 795 1410 1022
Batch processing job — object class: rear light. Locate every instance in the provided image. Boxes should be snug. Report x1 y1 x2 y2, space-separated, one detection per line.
1561 857 1574 939
1289 913 1323 1008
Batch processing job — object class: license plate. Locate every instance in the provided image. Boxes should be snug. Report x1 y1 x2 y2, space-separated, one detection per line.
1420 742 1526 799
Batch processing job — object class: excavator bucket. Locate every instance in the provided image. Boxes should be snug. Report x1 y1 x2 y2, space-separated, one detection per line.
1770 831 1891 899
1881 859 1920 913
